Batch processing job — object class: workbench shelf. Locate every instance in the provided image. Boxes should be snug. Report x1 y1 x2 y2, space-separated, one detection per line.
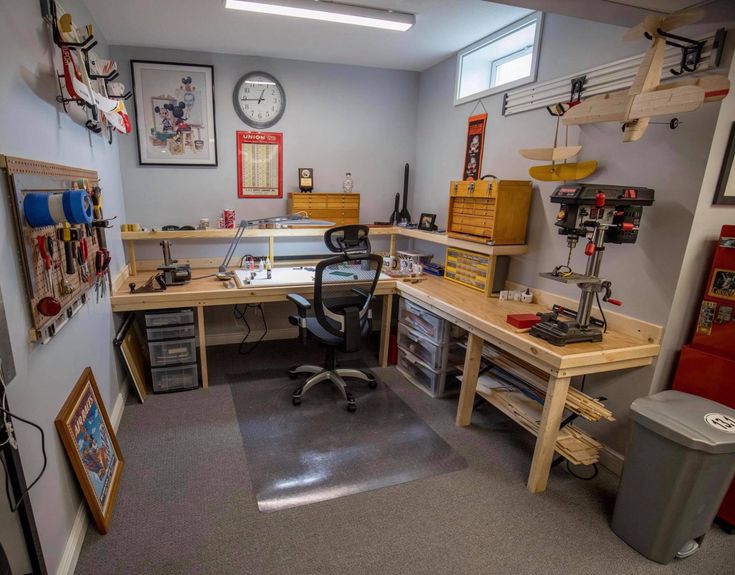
120 226 528 277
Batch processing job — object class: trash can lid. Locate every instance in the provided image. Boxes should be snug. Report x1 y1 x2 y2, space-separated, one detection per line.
630 390 735 454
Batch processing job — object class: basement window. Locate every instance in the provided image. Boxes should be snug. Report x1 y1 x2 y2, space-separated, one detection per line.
455 12 543 106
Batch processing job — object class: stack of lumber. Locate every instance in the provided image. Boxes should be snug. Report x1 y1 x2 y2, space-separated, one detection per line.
481 344 614 423
476 375 602 466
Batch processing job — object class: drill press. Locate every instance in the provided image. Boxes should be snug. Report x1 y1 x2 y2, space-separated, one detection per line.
530 183 654 346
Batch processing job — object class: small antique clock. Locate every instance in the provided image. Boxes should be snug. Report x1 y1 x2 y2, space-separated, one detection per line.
233 71 286 129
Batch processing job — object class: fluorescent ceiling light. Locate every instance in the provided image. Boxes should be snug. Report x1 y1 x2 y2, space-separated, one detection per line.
224 0 415 31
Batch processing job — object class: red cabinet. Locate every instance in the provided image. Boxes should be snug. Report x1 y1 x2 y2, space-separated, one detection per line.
672 225 735 530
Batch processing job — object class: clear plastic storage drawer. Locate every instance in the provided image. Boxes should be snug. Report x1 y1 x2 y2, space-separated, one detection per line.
146 324 196 342
397 323 445 370
148 338 197 367
397 347 459 398
145 309 195 328
398 298 447 344
151 363 199 393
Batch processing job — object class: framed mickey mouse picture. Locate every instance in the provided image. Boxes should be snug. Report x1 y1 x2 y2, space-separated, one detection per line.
131 61 218 166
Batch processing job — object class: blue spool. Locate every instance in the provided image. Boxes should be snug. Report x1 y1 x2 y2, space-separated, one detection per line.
23 193 55 227
23 190 93 228
62 190 93 224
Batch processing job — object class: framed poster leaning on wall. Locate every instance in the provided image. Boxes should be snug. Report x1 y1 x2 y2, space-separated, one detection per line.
131 60 218 166
714 121 735 205
55 368 124 534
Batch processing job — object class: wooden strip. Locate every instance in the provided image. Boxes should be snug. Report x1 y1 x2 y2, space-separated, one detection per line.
1 154 98 181
126 241 137 275
197 306 209 389
379 294 393 368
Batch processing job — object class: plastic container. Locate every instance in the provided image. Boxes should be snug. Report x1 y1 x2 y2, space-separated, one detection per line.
151 363 199 393
145 309 195 328
612 390 735 564
396 347 459 398
398 298 447 344
148 338 197 367
397 323 446 370
146 324 196 342
342 172 354 193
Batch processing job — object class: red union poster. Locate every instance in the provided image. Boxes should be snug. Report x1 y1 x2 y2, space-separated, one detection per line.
237 131 283 198
462 113 487 181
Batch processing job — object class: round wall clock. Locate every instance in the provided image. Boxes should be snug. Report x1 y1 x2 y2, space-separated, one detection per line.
233 71 286 129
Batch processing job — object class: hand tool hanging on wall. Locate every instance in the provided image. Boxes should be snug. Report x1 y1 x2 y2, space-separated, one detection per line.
57 223 80 275
398 163 411 223
35 235 54 296
77 235 90 283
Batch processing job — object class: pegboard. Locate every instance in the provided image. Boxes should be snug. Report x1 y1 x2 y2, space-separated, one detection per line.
1 155 105 343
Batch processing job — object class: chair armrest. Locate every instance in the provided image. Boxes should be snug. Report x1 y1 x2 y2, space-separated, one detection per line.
287 293 312 312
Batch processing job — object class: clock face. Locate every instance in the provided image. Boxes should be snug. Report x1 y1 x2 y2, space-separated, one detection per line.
233 71 286 129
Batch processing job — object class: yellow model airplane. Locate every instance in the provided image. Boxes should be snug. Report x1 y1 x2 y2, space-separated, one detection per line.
563 9 730 142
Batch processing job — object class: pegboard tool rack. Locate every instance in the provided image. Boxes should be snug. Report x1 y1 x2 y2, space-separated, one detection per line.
1 155 106 343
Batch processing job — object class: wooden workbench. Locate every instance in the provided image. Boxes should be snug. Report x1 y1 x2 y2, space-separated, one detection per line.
397 276 661 493
114 227 661 494
111 268 399 388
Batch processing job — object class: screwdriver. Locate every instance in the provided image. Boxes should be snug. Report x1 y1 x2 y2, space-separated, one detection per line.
36 235 54 296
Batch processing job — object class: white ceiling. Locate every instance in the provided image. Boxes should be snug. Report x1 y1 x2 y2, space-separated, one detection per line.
82 0 531 71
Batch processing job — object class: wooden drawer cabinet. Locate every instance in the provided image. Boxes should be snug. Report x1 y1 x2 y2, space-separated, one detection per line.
288 192 360 225
448 180 531 245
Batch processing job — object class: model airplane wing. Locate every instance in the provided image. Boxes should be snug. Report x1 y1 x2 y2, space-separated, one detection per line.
518 146 581 161
627 85 704 120
529 161 598 182
562 93 629 125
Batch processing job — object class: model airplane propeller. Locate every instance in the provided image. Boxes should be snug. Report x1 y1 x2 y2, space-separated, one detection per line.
563 9 729 142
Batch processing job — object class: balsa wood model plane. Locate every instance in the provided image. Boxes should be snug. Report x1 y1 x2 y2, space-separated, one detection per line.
563 9 730 142
519 104 598 182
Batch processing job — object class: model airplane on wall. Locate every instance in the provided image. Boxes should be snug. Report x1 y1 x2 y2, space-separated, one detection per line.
562 9 730 142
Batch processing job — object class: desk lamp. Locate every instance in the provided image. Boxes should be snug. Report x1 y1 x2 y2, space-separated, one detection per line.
218 213 334 274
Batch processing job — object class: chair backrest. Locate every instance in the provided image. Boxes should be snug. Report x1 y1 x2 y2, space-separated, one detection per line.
313 226 383 351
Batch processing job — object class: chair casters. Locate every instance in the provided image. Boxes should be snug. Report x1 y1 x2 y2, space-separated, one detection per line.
292 387 303 405
288 368 299 380
346 393 356 412
368 377 377 389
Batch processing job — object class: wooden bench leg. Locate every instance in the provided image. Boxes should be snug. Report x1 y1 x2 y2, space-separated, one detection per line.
456 333 483 426
197 305 209 389
527 375 572 493
379 294 393 368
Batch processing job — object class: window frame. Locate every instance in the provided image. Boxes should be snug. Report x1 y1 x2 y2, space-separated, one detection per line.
454 11 543 107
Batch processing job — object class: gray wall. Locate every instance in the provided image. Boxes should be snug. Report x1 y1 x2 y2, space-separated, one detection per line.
111 45 419 235
0 1 128 572
411 12 728 454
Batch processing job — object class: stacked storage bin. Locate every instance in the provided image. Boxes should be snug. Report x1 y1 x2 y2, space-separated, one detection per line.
145 309 199 393
396 298 462 398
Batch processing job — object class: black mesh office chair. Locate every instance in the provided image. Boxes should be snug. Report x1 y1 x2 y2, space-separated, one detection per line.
287 225 383 412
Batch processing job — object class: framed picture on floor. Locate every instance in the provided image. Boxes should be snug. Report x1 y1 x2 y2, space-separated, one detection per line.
131 60 218 166
56 368 124 534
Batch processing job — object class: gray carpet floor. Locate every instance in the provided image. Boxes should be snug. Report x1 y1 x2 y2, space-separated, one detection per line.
76 341 734 575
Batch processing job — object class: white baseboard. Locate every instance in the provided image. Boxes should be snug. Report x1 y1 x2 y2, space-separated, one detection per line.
598 445 624 477
56 382 128 575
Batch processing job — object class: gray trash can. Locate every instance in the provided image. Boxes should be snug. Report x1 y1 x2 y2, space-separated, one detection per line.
611 390 735 564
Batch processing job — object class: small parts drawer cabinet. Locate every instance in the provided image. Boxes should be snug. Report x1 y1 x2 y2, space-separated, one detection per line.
396 298 463 398
448 179 532 245
288 192 360 226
